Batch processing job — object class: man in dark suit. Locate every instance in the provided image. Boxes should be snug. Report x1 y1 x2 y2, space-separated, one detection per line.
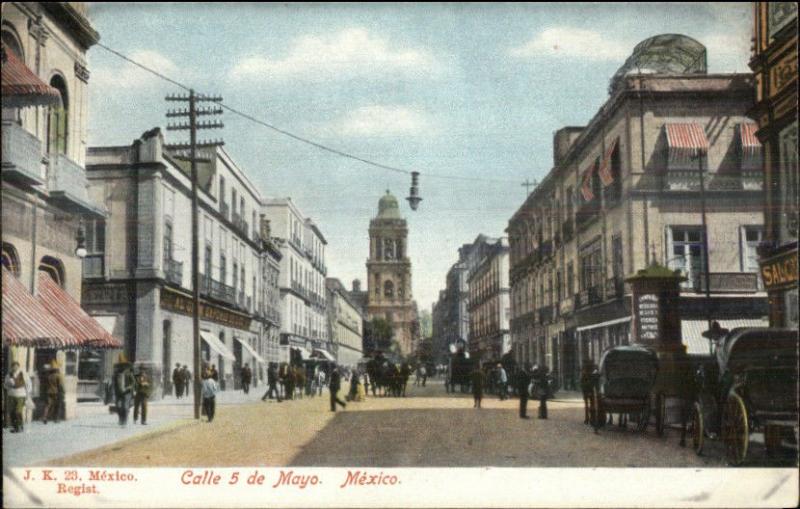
329 366 347 412
172 363 183 399
515 364 532 419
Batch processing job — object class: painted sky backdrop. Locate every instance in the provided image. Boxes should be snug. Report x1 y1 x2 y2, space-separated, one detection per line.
86 3 753 312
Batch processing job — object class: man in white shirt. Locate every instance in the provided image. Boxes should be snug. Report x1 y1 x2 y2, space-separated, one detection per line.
4 362 32 433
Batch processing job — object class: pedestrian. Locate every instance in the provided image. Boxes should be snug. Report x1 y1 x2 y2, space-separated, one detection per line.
133 368 151 425
283 364 295 400
536 365 551 419
209 364 219 382
329 366 347 412
580 361 597 425
515 364 532 419
316 368 326 397
4 361 32 433
420 365 427 387
181 365 192 398
41 360 65 424
112 354 135 426
400 362 411 396
496 363 508 401
295 366 305 399
201 370 219 422
172 363 183 399
347 371 359 401
471 364 485 409
241 365 251 394
261 363 282 402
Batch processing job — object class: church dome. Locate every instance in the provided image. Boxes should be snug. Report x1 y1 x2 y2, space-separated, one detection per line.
377 190 402 219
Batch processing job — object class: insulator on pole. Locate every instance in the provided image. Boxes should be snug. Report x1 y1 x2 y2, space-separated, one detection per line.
406 171 422 211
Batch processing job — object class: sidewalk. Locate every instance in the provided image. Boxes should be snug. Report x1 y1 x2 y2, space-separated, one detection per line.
2 387 270 467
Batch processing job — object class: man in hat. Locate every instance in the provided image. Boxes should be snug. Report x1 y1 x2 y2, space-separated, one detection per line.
133 368 152 425
172 363 184 399
515 364 532 419
181 365 192 397
496 363 508 401
328 366 347 412
4 361 32 432
113 354 135 426
261 363 282 402
42 360 65 424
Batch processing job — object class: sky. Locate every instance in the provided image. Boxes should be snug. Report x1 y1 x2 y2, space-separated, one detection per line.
85 3 753 312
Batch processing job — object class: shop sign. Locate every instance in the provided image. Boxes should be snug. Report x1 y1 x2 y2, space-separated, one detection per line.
760 248 799 292
161 288 251 330
82 283 128 304
636 294 660 342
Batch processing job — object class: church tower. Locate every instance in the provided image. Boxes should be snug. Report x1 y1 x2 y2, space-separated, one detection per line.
367 190 415 355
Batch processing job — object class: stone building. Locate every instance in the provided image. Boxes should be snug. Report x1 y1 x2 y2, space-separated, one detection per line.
507 35 769 390
326 278 365 367
82 129 279 394
263 198 328 363
467 237 511 363
366 191 418 356
2 2 108 416
750 2 798 329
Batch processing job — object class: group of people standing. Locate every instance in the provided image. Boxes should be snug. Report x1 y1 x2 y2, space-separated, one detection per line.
111 354 152 426
260 362 329 403
171 364 193 399
469 362 552 419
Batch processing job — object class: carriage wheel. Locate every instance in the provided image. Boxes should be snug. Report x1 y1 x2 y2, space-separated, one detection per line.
637 399 650 432
691 401 704 455
655 393 666 437
722 393 749 466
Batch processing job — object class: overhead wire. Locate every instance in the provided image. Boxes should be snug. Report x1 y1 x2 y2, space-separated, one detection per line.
95 41 527 185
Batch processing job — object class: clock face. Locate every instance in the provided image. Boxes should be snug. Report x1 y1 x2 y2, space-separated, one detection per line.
768 2 798 40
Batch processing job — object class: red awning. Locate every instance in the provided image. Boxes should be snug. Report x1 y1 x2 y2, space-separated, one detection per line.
1 44 62 108
739 122 762 162
580 165 595 202
665 123 709 165
598 138 619 187
36 272 123 349
2 267 76 348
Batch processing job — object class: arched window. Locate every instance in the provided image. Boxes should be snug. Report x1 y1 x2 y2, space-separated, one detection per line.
47 74 68 155
1 242 21 277
2 26 25 124
39 255 65 287
384 280 394 298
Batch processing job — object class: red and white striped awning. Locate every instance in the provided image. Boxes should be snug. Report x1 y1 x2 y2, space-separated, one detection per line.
1 44 62 108
36 272 123 349
598 138 619 187
665 123 709 165
739 122 762 162
2 267 76 348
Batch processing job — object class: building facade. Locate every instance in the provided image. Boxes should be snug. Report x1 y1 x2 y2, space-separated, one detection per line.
326 278 365 367
263 198 328 363
366 191 417 355
508 36 769 390
2 2 103 416
82 129 275 394
750 2 798 330
467 237 511 363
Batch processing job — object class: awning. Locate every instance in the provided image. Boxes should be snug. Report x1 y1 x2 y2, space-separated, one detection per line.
577 316 631 333
200 330 236 361
311 348 336 362
236 336 265 364
738 122 762 169
681 318 769 355
36 272 123 349
93 315 117 336
290 346 312 360
598 138 619 187
2 267 75 348
665 123 709 165
1 44 62 108
580 165 595 201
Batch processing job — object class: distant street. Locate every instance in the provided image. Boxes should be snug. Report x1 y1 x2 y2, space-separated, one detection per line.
43 381 740 468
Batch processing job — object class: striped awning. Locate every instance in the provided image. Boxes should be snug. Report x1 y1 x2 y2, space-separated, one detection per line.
665 123 709 166
598 138 618 187
1 45 62 108
739 122 762 163
236 336 266 364
2 267 76 348
580 165 595 201
681 318 769 355
36 272 123 349
200 330 236 361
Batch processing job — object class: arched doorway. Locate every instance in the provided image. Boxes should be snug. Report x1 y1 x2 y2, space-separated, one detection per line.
1 242 21 277
162 320 172 397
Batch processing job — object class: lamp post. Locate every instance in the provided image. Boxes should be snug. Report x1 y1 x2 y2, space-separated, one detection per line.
693 151 713 352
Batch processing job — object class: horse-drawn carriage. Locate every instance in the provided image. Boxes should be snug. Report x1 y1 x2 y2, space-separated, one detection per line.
591 345 659 432
691 328 799 465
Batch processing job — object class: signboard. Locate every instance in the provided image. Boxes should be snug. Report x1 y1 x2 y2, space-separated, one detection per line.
161 288 251 331
82 283 128 304
760 248 798 292
637 294 660 342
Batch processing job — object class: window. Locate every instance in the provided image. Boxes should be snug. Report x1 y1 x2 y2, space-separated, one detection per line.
220 253 226 285
39 256 65 287
579 240 603 292
163 221 173 265
232 261 238 290
611 235 623 282
741 226 764 289
2 29 24 124
384 280 394 298
1 242 21 277
668 227 706 288
205 245 212 280
47 75 68 155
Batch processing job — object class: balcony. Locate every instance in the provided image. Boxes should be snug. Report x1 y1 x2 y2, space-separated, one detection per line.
575 201 600 230
691 272 760 293
82 254 104 278
634 171 764 193
220 201 229 220
605 277 625 300
538 305 553 325
238 290 246 308
47 153 104 217
2 121 44 186
199 274 236 305
165 258 184 286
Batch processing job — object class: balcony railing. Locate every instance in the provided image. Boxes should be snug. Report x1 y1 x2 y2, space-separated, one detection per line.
632 171 764 192
2 121 44 186
199 274 236 305
575 201 600 229
691 272 760 293
165 258 184 286
220 201 229 220
82 255 104 278
605 277 625 300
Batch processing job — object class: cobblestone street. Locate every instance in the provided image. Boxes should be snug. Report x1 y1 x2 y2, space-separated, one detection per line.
45 382 745 468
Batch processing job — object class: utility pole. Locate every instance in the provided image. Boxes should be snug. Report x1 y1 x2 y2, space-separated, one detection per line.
695 152 713 352
165 90 224 419
522 179 538 196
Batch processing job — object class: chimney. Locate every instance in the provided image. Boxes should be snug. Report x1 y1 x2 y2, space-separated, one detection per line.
352 279 361 293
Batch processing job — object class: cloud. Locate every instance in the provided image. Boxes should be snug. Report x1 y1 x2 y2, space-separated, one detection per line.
229 28 441 82
92 49 182 90
702 33 751 72
322 105 435 137
509 27 629 61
